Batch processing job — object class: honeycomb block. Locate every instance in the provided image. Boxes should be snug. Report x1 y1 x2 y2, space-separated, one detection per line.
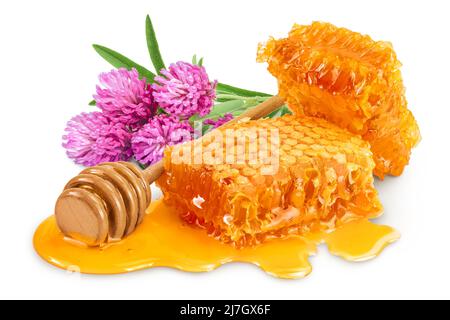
157 115 382 247
257 22 421 178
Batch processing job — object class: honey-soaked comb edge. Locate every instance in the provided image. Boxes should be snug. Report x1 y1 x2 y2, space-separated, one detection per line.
158 115 382 247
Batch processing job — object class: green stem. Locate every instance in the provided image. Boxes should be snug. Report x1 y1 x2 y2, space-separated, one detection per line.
216 83 272 97
216 93 271 103
216 93 245 100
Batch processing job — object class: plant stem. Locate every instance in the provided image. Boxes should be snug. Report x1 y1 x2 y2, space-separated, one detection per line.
216 94 271 102
216 83 272 97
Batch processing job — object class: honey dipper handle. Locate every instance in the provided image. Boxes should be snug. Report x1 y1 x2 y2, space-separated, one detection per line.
142 95 285 184
229 95 285 125
143 159 165 184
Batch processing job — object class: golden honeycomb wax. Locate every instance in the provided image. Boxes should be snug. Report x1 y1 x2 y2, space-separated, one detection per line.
257 22 421 178
157 115 383 247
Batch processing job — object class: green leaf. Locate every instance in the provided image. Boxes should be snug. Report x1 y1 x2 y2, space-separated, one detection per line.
216 93 268 101
191 118 212 137
190 100 246 123
136 161 147 170
201 124 213 136
93 44 156 82
265 105 292 118
145 15 166 74
215 97 234 103
216 83 271 98
156 107 169 115
206 100 246 118
89 100 96 106
192 55 204 67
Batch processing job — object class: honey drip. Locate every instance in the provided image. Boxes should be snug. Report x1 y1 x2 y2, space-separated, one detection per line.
34 200 400 279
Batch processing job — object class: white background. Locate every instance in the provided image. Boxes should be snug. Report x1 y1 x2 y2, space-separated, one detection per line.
0 0 449 300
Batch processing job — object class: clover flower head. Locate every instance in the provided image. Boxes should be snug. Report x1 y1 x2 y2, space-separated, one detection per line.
94 68 156 131
152 62 217 118
63 112 132 166
131 114 193 166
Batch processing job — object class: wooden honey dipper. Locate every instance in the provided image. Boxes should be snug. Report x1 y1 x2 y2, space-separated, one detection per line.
55 96 285 246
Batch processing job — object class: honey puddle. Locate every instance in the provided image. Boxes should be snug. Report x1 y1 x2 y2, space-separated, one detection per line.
34 200 400 279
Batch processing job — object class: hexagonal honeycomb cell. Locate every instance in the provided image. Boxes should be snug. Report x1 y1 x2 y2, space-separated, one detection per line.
157 115 382 247
257 22 421 178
